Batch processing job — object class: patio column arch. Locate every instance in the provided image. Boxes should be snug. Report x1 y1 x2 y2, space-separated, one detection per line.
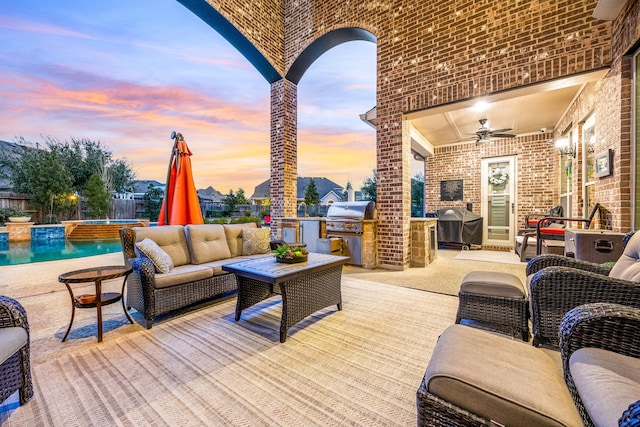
285 27 377 84
269 27 377 234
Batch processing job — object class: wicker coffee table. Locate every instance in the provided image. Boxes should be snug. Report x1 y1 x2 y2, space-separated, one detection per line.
222 253 350 342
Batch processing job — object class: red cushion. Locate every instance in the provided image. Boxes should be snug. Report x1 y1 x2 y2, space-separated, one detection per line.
539 227 566 235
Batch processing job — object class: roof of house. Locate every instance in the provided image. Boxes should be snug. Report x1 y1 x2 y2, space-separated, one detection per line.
131 179 165 194
0 140 30 191
197 186 224 202
251 176 344 201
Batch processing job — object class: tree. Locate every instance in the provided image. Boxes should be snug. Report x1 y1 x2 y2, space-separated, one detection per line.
0 141 73 222
411 173 425 217
361 169 377 202
222 189 238 216
0 136 136 221
109 158 136 193
84 173 111 218
304 178 320 206
342 181 353 201
304 178 320 216
235 188 248 205
142 185 164 220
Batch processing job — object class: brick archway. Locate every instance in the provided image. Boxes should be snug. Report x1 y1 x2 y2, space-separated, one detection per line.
285 27 376 83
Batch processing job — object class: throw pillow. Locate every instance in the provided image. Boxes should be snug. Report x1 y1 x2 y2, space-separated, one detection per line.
242 228 271 255
136 238 174 273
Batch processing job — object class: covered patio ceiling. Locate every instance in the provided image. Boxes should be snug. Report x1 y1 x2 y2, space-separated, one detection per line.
405 68 609 155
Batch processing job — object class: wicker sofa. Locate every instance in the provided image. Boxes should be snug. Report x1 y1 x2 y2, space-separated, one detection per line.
119 223 272 328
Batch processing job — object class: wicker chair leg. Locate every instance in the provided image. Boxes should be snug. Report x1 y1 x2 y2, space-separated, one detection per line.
18 346 33 404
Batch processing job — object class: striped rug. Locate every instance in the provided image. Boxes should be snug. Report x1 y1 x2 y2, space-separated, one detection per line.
1 278 458 426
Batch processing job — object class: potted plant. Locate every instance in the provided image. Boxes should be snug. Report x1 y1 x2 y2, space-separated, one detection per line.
4 207 31 223
273 243 308 263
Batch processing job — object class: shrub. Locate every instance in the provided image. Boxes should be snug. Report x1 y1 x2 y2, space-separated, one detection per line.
0 207 27 224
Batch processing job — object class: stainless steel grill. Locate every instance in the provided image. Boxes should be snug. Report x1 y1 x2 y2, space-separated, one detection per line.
325 201 376 266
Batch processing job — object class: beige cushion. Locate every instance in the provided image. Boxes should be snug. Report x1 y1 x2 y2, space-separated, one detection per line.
570 348 640 427
0 327 27 365
609 231 640 282
460 271 526 298
185 224 231 264
134 226 190 267
136 238 174 273
242 228 271 255
425 325 582 427
223 223 258 257
153 264 215 289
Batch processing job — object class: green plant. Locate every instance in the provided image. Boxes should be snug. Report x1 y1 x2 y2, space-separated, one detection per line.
273 244 308 260
0 207 27 224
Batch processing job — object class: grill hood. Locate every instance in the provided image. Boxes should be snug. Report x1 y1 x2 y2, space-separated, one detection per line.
326 201 376 220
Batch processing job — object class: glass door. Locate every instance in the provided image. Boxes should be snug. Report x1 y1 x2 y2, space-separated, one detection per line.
481 156 516 246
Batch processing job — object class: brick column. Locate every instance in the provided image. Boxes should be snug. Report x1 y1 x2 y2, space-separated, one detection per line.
270 79 298 238
375 99 412 269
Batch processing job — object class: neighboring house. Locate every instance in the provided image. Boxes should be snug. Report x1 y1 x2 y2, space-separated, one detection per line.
0 140 29 192
321 190 343 205
250 176 345 206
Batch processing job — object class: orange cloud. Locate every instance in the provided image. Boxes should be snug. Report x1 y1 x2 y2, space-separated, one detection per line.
0 69 376 195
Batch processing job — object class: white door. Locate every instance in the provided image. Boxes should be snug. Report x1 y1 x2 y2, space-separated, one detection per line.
481 156 516 247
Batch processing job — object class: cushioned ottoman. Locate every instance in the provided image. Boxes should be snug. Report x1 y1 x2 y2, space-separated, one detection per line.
417 324 583 426
456 271 530 341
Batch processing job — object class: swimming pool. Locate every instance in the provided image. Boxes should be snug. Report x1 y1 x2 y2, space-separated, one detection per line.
0 239 123 266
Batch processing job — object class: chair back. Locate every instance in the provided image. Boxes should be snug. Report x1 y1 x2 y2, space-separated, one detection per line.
610 231 640 281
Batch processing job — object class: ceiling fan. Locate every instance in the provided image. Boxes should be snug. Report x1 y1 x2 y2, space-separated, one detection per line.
471 118 516 144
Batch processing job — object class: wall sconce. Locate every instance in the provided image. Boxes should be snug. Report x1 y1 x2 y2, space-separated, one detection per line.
554 137 576 158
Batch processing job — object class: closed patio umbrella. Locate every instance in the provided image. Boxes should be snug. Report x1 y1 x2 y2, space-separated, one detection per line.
157 131 204 225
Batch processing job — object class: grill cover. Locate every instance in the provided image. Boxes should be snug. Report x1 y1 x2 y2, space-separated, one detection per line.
436 208 483 246
326 201 376 220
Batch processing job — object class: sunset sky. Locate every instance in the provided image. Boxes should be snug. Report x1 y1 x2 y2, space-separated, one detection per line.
0 0 377 195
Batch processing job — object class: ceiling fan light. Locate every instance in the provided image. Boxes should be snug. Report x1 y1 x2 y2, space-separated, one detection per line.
477 138 490 144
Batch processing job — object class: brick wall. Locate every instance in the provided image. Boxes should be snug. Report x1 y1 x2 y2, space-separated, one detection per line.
193 0 622 267
269 79 298 238
426 133 556 231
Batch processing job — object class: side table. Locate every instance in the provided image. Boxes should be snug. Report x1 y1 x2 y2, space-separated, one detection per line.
58 265 134 342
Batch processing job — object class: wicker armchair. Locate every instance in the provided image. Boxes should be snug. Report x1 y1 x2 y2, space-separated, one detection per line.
559 303 640 427
0 296 33 405
526 231 639 348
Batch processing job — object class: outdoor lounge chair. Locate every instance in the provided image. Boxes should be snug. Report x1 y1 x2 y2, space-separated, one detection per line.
0 296 33 405
526 230 639 348
533 202 601 255
515 205 563 261
417 301 640 426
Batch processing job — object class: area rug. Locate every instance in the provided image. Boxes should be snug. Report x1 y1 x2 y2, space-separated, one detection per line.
455 249 525 265
0 278 459 426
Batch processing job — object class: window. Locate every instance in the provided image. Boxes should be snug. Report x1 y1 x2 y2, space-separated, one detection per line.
559 129 573 217
582 115 596 218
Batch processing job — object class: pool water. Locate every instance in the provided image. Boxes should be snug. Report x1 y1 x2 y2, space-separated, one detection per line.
0 239 123 266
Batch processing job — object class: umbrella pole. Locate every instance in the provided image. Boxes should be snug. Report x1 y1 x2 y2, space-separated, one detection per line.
163 132 181 224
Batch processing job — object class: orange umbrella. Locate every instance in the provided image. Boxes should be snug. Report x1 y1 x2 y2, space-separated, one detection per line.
157 132 204 225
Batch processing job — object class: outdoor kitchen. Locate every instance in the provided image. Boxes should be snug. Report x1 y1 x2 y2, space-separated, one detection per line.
277 201 377 269
274 201 438 270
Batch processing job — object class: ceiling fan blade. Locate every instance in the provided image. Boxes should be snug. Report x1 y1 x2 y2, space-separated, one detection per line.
490 128 512 133
490 133 516 138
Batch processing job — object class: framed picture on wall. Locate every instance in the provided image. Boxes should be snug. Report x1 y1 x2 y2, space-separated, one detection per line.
440 179 463 201
594 149 612 178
